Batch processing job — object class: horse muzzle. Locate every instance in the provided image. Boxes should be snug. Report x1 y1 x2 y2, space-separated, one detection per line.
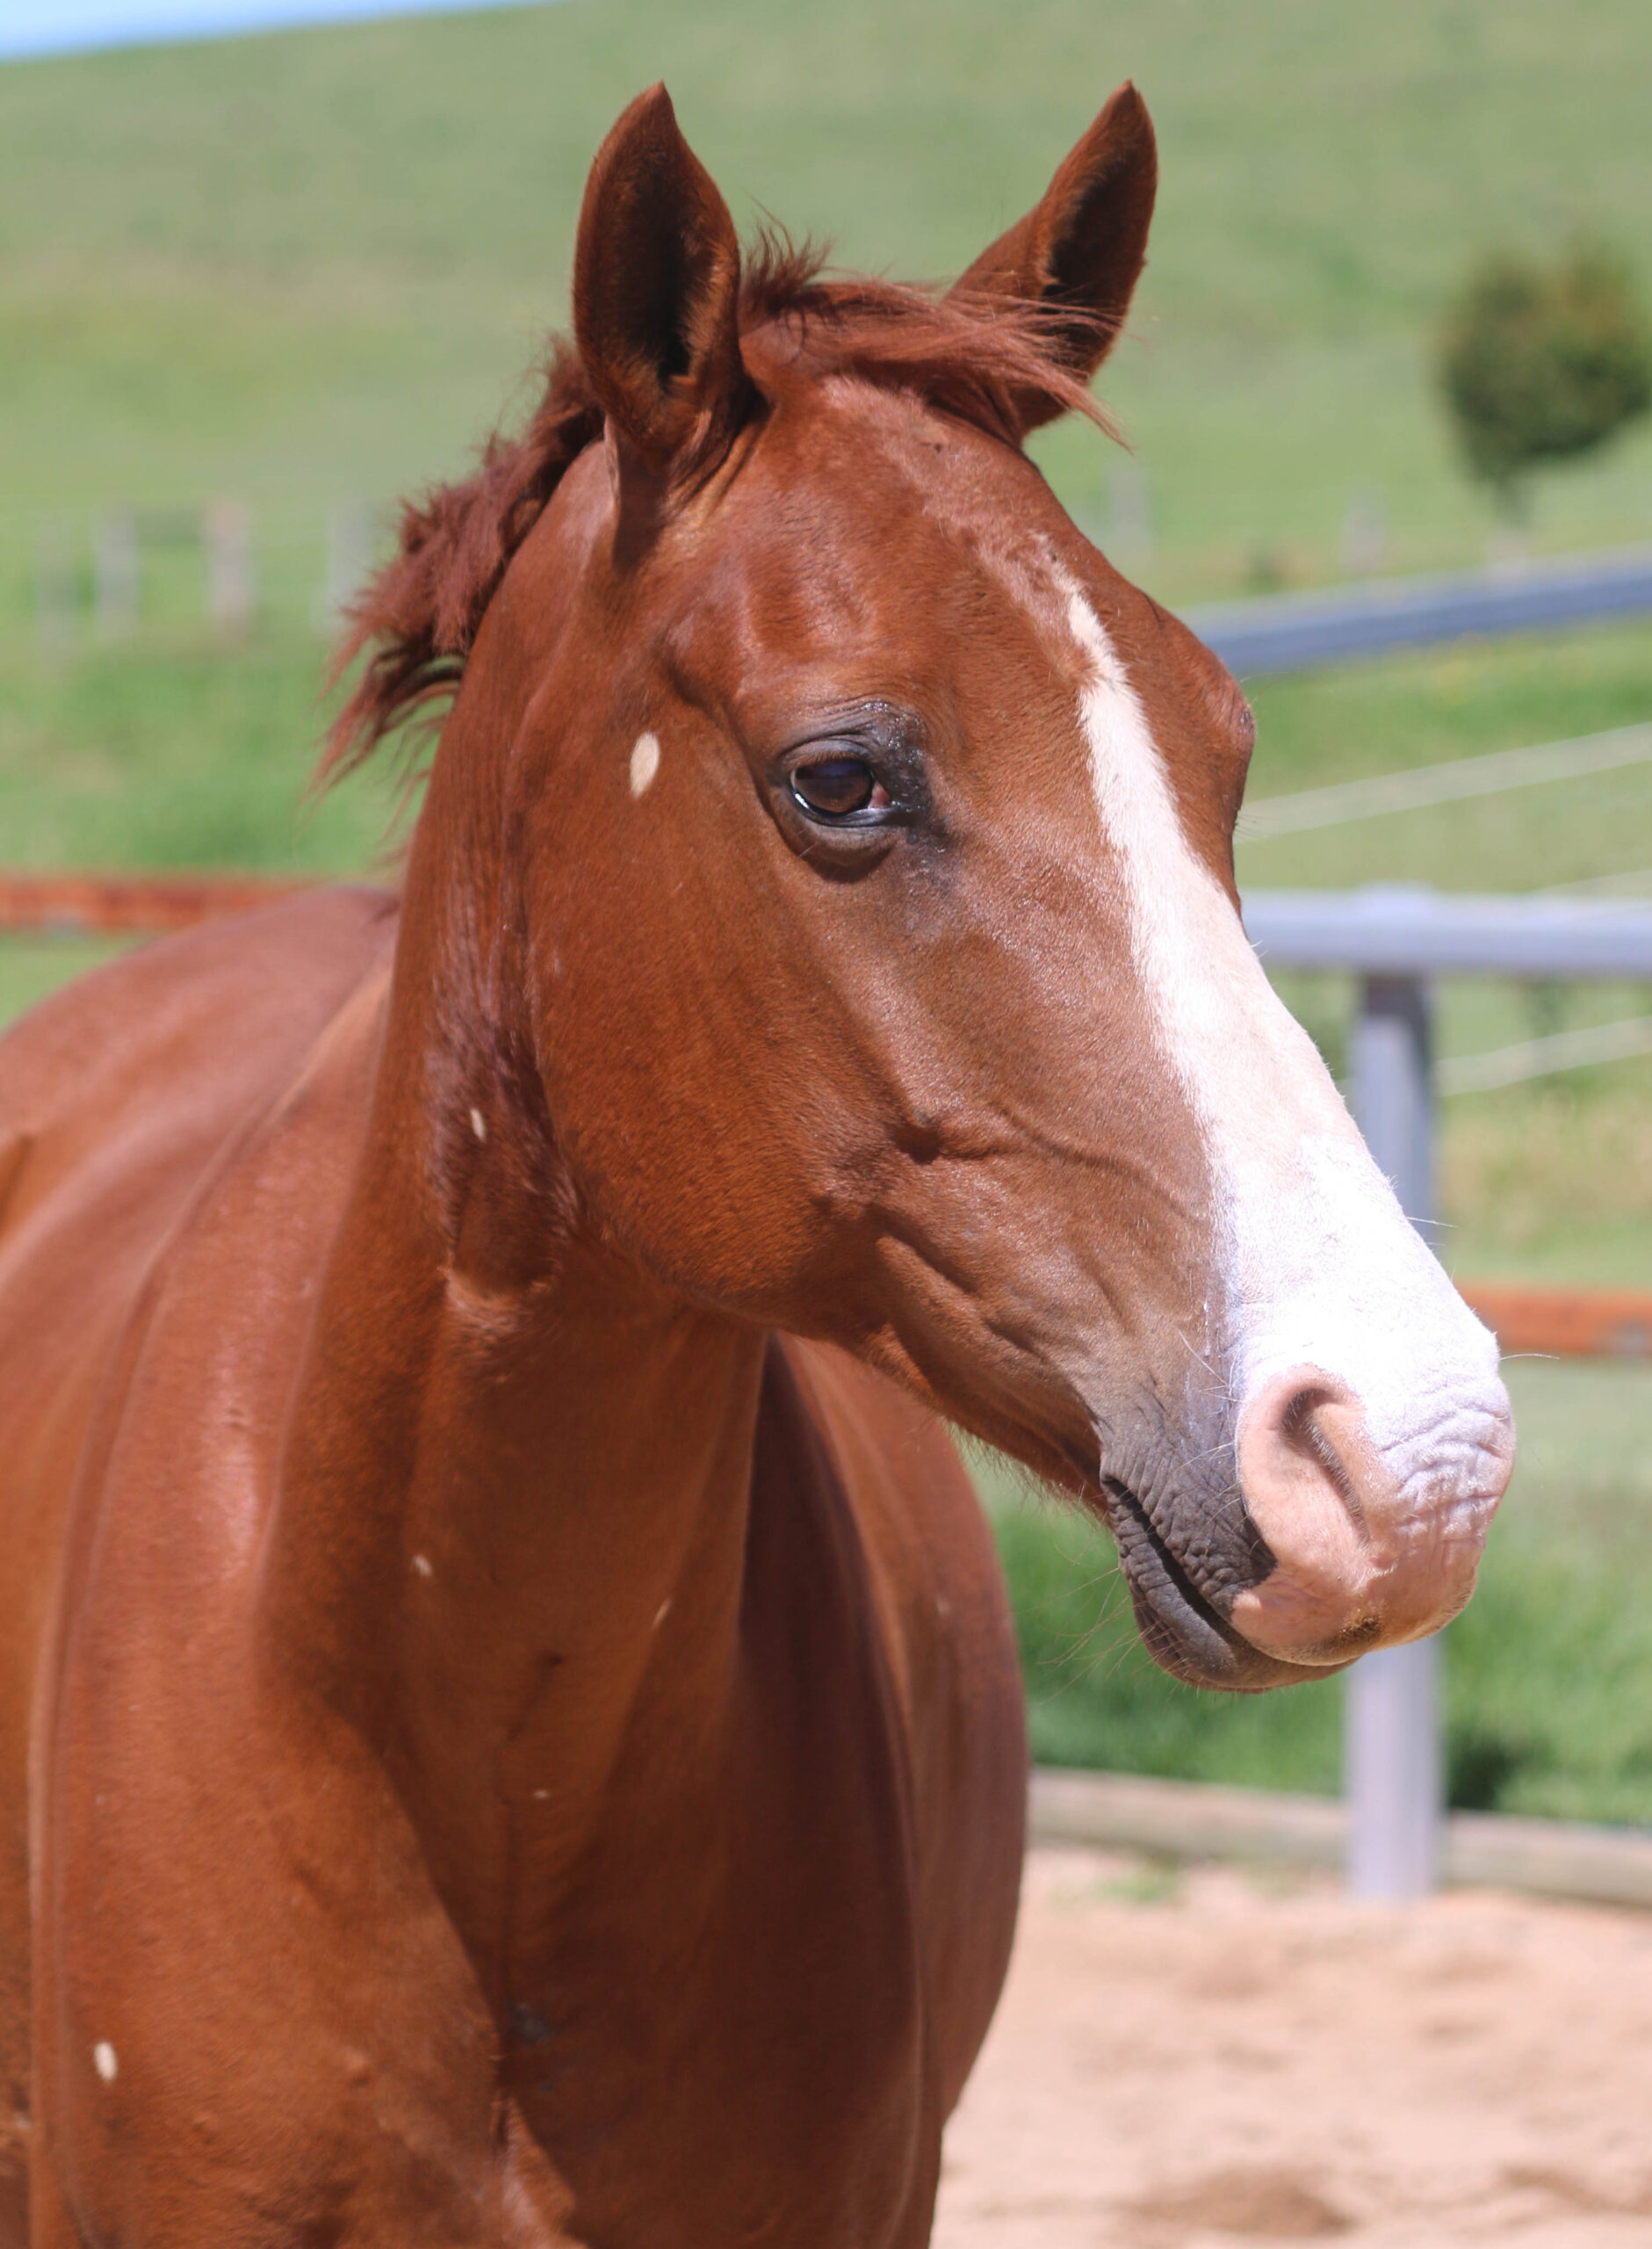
1224 1365 1515 1667
1095 1356 1514 1692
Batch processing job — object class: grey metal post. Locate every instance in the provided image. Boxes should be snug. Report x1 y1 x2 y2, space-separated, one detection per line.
1345 973 1443 1898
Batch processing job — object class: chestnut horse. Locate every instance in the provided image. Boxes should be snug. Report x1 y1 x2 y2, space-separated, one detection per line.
0 84 1512 2249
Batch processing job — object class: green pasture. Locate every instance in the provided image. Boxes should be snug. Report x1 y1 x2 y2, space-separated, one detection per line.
1 0 1650 610
3 0 1652 1829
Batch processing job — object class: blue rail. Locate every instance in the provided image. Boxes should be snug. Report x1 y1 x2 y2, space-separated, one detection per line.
1191 547 1652 677
1244 884 1652 980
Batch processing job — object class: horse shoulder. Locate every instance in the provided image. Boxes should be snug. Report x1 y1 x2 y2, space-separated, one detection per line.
0 884 396 1263
0 889 396 2249
0 884 398 1650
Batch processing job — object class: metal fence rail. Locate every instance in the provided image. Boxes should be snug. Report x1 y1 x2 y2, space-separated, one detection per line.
1191 545 1652 677
1246 884 1652 980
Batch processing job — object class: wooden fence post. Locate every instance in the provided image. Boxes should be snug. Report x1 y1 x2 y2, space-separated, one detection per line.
92 508 137 640
204 500 254 631
35 517 78 657
317 502 373 638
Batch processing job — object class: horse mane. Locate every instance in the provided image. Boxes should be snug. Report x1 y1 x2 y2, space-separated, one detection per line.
321 235 1114 784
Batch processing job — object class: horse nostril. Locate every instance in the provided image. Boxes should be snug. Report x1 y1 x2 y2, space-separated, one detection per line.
1230 1363 1506 1665
1277 1384 1362 1522
1230 1367 1386 1663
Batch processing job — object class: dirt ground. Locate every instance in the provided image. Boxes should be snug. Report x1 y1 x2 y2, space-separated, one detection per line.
934 1845 1652 2249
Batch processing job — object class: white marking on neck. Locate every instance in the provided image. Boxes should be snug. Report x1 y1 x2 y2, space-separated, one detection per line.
469 1107 487 1143
1059 577 1506 1509
630 731 661 799
93 2043 118 2083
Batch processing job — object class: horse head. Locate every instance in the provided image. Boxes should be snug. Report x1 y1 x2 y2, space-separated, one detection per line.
339 83 1513 1693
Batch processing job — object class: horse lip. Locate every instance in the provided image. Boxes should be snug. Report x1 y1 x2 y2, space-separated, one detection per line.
1102 1476 1237 1675
1102 1476 1336 1693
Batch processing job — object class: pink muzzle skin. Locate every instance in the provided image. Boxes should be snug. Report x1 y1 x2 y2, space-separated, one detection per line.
1230 1367 1517 1667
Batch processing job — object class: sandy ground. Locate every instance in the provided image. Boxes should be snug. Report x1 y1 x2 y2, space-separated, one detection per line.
934 1845 1652 2249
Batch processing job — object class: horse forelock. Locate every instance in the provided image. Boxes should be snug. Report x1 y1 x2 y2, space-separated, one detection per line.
320 230 1120 792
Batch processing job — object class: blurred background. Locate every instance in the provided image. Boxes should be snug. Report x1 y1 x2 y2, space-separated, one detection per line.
4 0 1651 1829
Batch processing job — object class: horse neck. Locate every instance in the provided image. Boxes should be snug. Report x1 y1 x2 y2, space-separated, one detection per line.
259 765 770 1968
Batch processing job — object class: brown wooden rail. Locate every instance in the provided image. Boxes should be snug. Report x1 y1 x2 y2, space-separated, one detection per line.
1458 1283 1652 1362
0 870 312 936
3 871 1648 1363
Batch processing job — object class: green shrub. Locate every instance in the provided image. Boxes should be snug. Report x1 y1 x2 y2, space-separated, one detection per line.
1438 242 1651 516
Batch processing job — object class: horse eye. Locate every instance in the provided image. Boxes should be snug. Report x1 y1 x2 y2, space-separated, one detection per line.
790 756 889 820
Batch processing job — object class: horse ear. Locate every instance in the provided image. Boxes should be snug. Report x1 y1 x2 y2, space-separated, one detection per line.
574 84 749 491
950 83 1157 434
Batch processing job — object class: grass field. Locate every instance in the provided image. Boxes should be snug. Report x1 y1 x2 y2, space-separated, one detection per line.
4 0 1651 1828
2 0 1651 606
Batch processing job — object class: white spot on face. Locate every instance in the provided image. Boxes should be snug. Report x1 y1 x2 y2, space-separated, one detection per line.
1057 575 1510 1518
93 2043 118 2083
411 1553 434 1580
653 1598 671 1631
470 1107 487 1143
630 731 661 799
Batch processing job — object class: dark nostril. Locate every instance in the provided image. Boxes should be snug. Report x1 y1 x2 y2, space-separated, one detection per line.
1278 1386 1319 1445
1278 1383 1335 1450
1278 1385 1362 1522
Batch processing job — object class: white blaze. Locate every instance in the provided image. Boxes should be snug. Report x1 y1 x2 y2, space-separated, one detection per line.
1062 585 1508 1522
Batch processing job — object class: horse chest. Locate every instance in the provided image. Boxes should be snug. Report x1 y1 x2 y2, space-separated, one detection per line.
11 947 1016 2249
34 1484 946 2249
475 1589 943 2239
494 1863 937 2246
